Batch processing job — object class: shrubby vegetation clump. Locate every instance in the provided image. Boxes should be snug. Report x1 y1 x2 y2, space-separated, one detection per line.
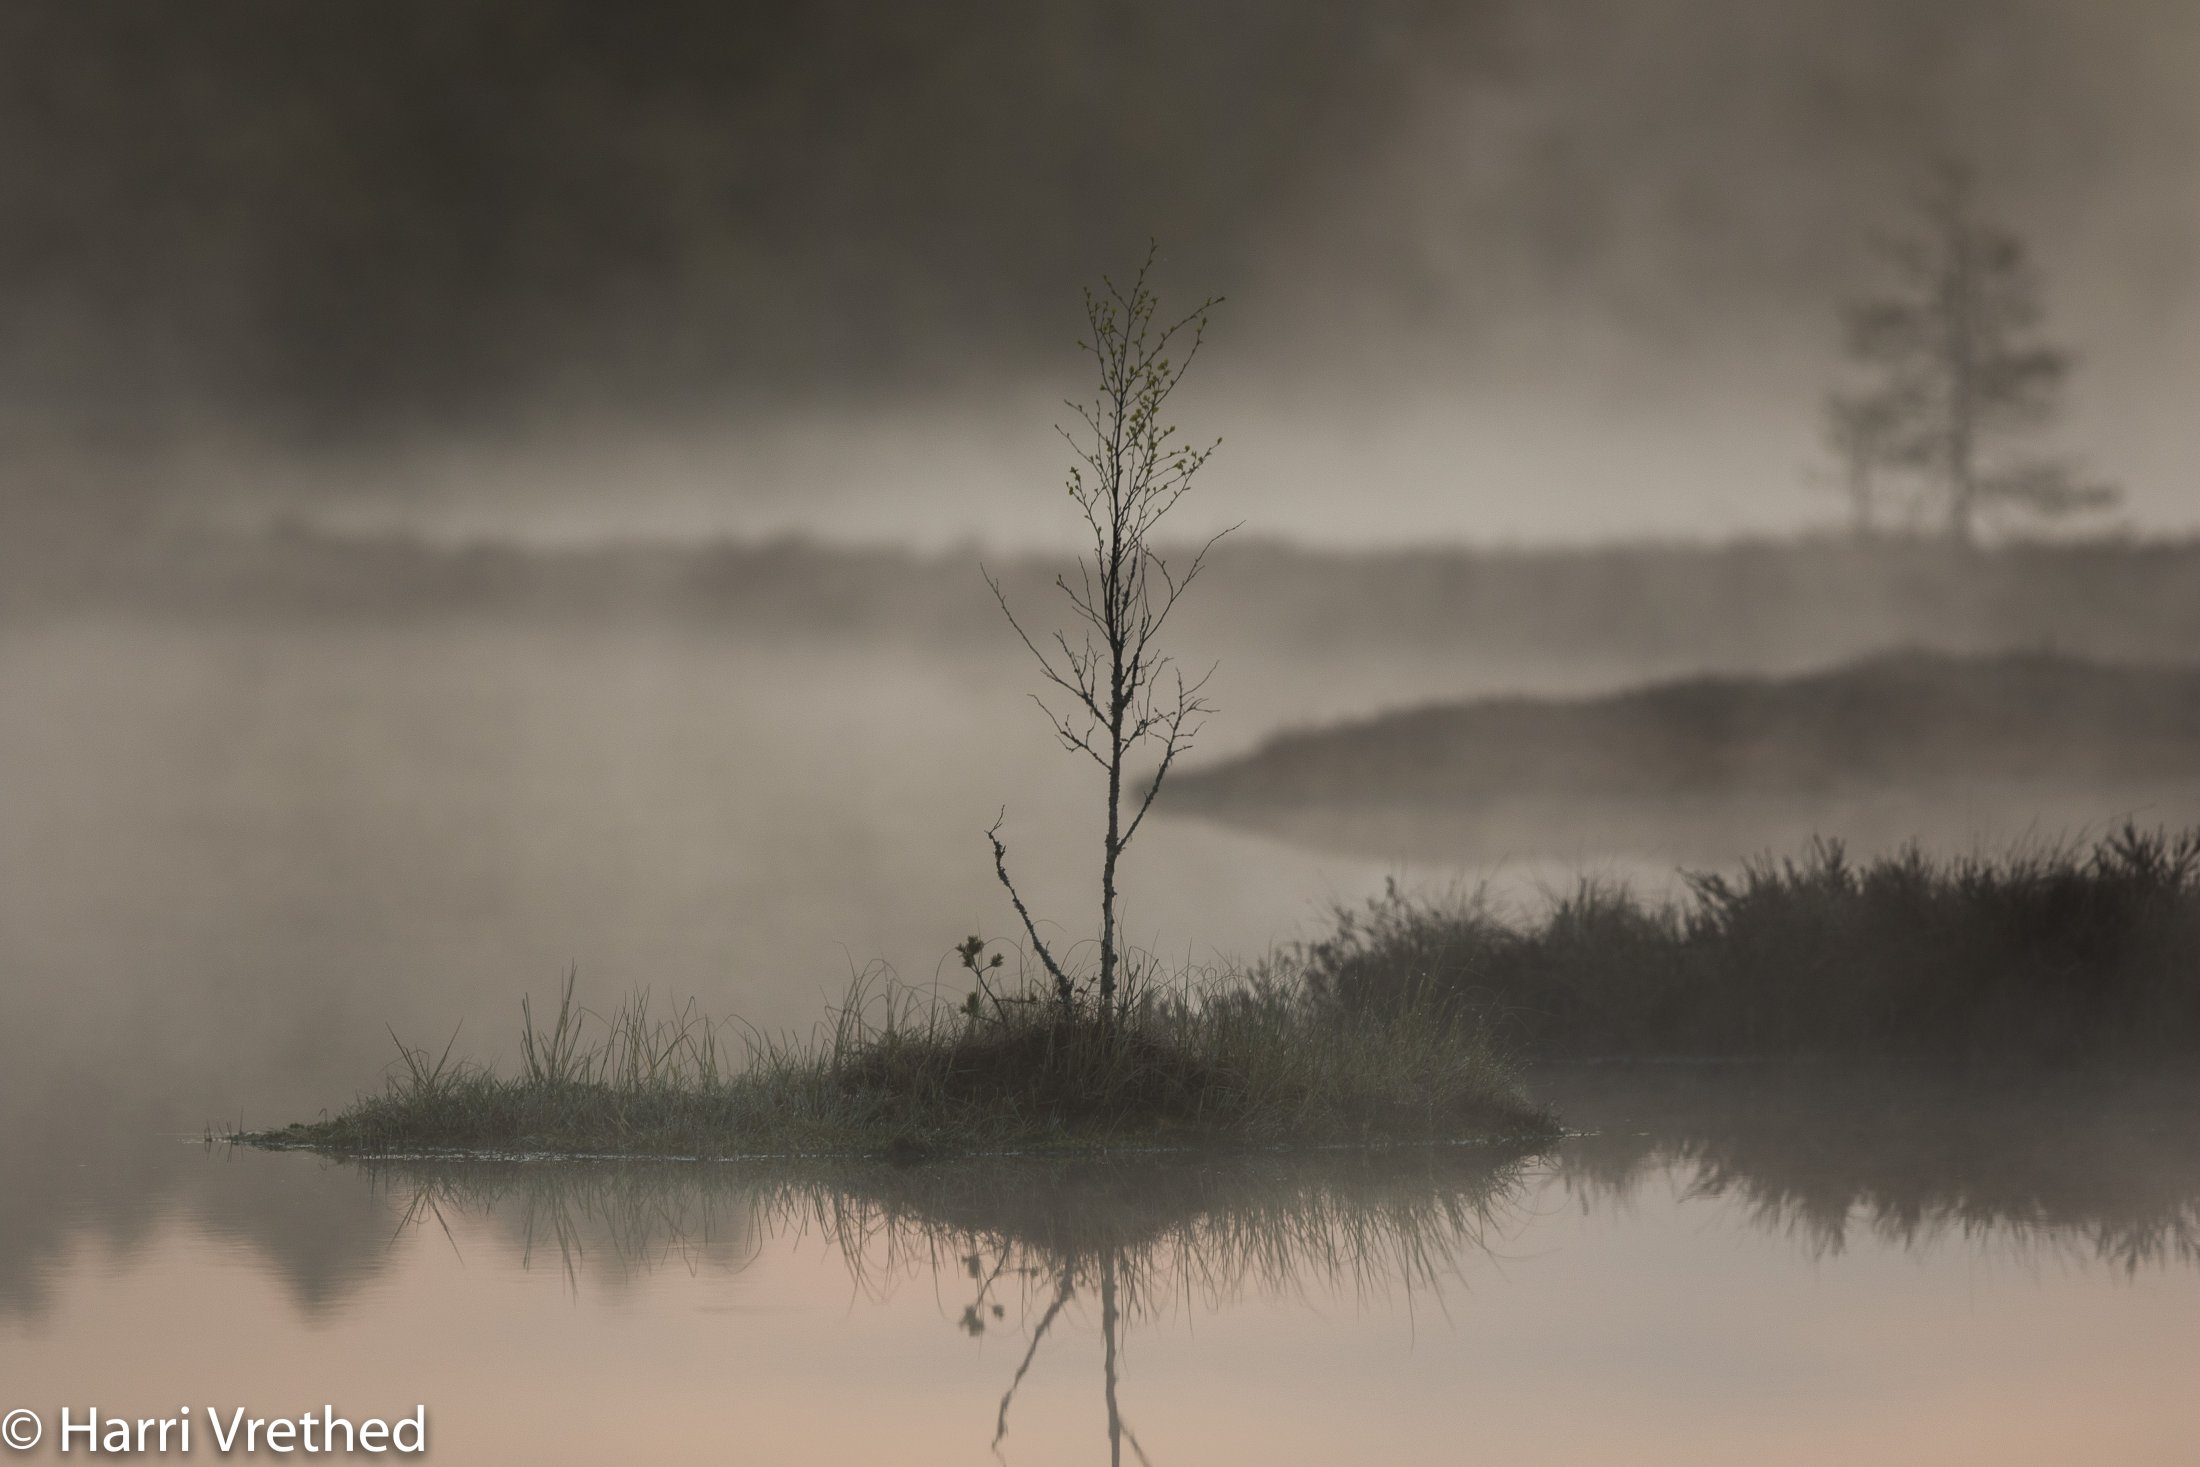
1301 825 2200 1064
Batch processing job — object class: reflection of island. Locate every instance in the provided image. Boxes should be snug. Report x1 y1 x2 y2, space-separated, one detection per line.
369 1146 1537 1463
1542 1064 2200 1271
290 1069 2200 1459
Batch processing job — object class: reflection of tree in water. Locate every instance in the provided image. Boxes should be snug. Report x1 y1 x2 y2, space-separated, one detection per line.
823 1150 1533 1463
1545 1064 2200 1272
369 1145 1538 1463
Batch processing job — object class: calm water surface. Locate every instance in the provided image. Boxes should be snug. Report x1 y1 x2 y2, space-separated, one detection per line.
6 1083 2199 1465
3 617 2196 1463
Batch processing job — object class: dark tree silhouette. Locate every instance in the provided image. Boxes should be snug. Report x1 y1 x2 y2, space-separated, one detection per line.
986 247 1227 1020
1831 162 2116 545
1818 389 1905 537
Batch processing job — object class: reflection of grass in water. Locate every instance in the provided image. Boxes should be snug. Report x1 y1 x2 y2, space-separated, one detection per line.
245 967 1550 1159
367 1144 1536 1462
1549 1064 2200 1271
855 1149 1534 1459
384 1160 773 1291
368 1144 1536 1306
804 1146 1534 1314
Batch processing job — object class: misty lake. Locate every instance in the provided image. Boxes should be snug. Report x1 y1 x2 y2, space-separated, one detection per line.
5 616 2199 1463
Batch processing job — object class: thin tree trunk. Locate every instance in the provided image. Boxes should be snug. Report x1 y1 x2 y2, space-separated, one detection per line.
1947 414 1976 547
1947 379 1976 545
1944 214 1979 548
1100 665 1124 1016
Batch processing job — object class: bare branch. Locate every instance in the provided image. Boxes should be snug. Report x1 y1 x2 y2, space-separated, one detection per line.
1121 668 1217 850
988 813 1073 1012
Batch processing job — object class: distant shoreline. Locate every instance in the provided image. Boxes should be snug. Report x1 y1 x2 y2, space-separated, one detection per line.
11 529 2200 674
1165 649 2200 862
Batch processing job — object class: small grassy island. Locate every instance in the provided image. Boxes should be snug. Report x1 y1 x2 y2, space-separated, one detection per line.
242 973 1553 1159
243 823 2200 1160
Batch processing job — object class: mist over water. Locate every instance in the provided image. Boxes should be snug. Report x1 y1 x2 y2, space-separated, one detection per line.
3 0 2197 544
5 3 2200 1461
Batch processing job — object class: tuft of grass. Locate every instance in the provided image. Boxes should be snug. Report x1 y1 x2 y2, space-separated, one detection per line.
1301 823 2200 1065
244 966 1551 1159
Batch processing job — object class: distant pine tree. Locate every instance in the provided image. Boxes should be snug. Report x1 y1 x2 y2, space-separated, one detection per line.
1829 161 2116 545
